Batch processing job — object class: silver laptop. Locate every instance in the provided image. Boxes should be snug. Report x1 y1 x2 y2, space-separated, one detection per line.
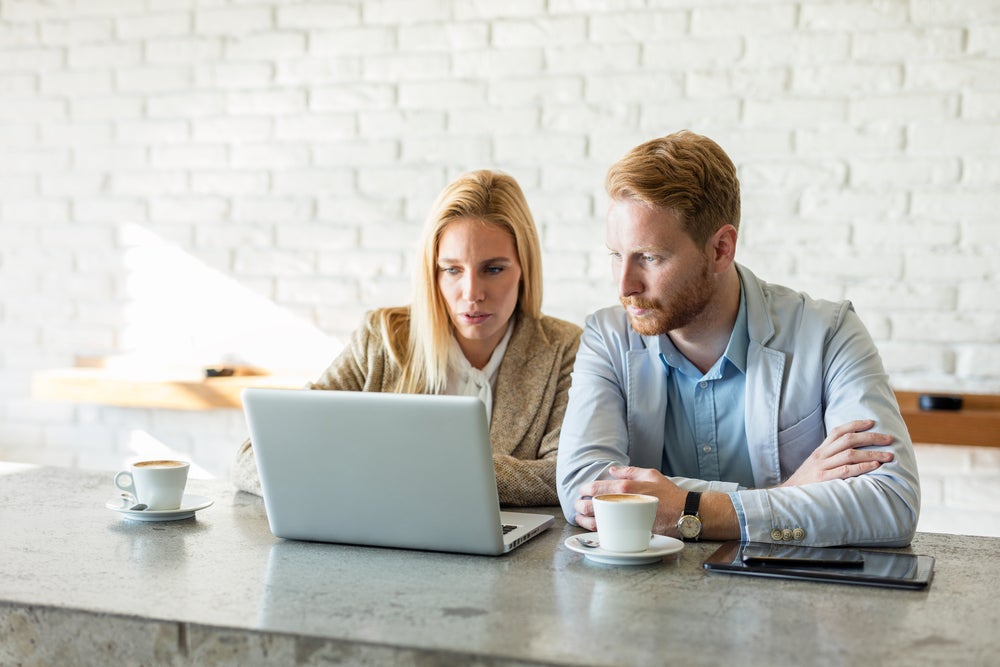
242 388 554 556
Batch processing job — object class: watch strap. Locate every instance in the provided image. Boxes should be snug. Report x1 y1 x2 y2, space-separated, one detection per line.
683 491 702 518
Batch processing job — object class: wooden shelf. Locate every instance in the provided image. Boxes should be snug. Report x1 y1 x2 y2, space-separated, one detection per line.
31 368 1000 447
31 368 304 411
895 390 1000 448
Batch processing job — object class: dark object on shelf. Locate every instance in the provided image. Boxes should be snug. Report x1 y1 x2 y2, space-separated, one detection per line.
918 394 963 411
204 367 235 378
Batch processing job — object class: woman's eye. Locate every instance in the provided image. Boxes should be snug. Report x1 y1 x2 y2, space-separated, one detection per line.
439 266 459 275
485 265 504 274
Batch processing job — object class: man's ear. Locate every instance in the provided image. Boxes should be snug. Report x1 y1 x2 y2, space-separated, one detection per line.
706 224 738 272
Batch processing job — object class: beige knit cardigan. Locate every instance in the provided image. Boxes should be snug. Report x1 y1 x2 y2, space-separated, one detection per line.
232 309 581 506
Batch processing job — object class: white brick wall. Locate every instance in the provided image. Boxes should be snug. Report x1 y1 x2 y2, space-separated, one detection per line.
2 0 999 527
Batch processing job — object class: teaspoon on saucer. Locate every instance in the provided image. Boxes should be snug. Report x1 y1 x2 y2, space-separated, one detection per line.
129 503 148 511
576 536 601 549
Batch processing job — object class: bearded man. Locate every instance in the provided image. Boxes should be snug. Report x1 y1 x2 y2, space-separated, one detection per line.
556 131 919 548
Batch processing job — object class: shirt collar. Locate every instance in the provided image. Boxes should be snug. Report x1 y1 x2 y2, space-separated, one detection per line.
724 278 749 375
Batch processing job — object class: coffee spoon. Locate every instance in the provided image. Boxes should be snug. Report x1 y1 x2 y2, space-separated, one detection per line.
129 503 148 511
576 535 656 549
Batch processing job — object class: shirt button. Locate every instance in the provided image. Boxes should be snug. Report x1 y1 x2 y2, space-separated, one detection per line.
702 444 712 453
770 528 783 541
699 381 708 389
781 529 793 541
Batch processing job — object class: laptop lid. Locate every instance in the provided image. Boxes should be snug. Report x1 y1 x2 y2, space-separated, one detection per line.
242 388 553 556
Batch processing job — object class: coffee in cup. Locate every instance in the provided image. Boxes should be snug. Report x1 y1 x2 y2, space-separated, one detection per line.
114 460 190 510
592 493 659 553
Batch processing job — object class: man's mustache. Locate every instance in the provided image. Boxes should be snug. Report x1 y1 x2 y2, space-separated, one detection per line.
620 297 661 310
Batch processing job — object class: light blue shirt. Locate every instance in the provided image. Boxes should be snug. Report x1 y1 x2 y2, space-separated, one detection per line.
658 284 754 489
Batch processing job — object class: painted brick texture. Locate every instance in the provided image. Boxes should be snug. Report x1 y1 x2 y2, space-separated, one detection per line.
1 0 998 525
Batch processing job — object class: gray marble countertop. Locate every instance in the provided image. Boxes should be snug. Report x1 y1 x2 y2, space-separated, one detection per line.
2 463 998 666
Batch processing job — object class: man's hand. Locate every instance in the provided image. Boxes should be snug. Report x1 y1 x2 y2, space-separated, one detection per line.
573 466 688 536
781 419 894 488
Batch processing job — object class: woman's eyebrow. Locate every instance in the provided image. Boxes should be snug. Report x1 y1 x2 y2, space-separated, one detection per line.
438 256 513 264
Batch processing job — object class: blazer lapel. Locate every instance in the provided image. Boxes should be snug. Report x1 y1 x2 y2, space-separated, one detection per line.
491 316 551 451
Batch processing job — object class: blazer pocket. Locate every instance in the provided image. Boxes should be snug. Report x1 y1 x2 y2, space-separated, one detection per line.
776 405 825 478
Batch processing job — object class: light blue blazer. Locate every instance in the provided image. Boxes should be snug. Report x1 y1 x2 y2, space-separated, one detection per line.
556 264 920 547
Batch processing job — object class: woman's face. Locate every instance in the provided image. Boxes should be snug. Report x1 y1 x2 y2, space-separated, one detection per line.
436 217 522 369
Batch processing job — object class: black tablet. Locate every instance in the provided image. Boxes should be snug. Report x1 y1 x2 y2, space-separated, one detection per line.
703 541 934 590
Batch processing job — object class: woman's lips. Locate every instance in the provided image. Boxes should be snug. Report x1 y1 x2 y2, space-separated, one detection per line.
461 312 491 324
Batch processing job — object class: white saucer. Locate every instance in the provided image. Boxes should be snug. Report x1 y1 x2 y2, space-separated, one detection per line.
106 494 213 522
564 532 684 565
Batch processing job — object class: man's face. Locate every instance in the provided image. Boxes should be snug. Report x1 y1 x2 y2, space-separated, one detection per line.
605 199 715 336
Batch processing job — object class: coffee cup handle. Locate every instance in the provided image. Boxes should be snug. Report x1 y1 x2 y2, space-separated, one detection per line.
114 471 136 498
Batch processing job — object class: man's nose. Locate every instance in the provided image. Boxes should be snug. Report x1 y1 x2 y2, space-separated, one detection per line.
617 259 641 298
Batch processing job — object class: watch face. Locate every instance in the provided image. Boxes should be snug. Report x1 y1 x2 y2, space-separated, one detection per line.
677 515 702 539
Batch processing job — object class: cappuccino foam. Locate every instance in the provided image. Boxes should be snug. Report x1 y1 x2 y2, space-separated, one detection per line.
595 493 655 503
134 460 186 469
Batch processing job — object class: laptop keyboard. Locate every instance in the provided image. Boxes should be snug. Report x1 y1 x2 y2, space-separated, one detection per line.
502 524 517 535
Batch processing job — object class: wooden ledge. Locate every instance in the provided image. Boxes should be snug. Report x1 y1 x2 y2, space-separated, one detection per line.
895 391 1000 448
31 368 1000 447
31 368 304 411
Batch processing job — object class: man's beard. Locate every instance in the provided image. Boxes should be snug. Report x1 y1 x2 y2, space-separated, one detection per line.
621 260 714 336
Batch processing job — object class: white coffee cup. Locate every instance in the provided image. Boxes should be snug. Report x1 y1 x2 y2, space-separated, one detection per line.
593 493 659 553
114 460 190 510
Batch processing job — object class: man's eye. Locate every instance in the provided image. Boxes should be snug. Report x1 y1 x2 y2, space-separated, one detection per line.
485 266 504 274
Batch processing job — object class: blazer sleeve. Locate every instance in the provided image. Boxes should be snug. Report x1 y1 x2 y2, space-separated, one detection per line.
556 311 632 519
492 319 580 506
736 305 921 547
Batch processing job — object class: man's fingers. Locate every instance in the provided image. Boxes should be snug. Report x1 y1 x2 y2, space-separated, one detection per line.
580 479 627 498
828 419 876 440
608 465 640 479
608 465 661 482
826 447 894 470
823 429 894 456
833 460 882 480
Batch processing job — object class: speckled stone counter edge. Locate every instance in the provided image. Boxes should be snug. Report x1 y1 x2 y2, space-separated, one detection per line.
0 603 574 667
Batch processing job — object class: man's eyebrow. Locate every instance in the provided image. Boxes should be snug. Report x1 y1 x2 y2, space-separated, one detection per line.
605 246 661 254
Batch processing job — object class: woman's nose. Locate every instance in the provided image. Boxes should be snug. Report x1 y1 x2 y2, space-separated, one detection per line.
462 275 485 303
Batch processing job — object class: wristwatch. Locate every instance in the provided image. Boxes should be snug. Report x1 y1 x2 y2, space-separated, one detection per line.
676 491 703 541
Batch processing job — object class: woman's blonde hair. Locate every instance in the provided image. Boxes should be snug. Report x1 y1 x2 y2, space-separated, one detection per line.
380 169 543 393
605 130 740 247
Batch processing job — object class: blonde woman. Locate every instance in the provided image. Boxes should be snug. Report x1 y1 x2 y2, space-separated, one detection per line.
234 170 581 506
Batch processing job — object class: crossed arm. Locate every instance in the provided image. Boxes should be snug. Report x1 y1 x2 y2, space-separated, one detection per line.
571 418 895 539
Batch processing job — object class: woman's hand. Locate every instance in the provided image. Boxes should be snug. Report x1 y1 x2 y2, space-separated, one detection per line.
781 419 894 487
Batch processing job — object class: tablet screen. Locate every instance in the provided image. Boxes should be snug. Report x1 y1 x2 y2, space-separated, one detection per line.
703 541 934 590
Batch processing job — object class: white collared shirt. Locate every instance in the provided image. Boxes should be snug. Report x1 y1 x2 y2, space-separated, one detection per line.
444 321 514 426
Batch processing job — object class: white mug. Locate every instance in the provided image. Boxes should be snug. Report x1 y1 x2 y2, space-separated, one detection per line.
593 493 659 553
114 460 190 510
